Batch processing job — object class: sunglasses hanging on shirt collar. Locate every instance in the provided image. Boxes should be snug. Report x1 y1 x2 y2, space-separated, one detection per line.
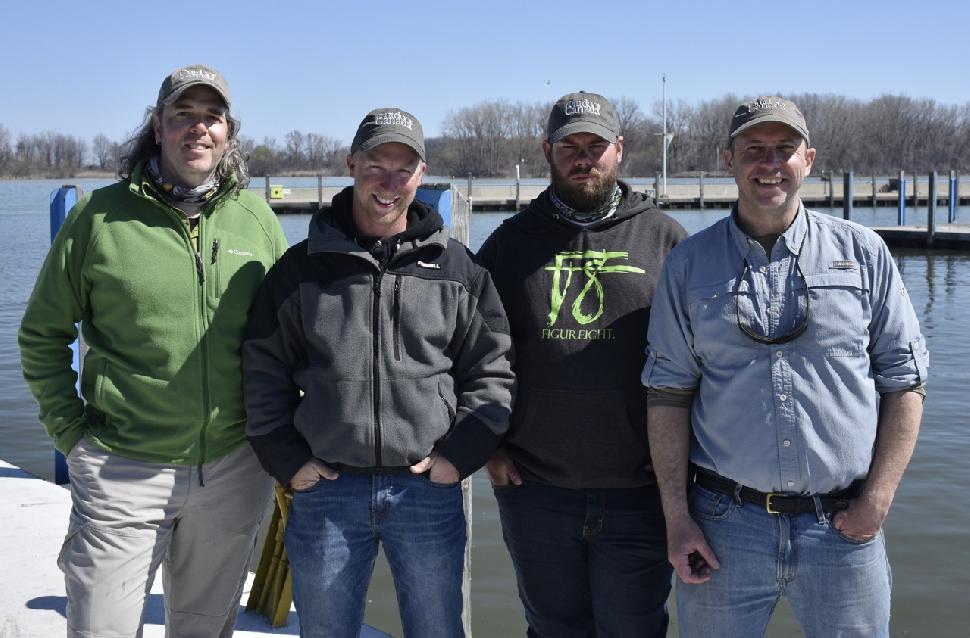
733 232 810 345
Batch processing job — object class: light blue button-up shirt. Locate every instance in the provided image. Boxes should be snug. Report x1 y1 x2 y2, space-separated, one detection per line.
643 206 928 494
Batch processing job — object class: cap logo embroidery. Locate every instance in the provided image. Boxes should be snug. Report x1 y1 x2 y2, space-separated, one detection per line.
564 99 601 116
375 111 414 130
179 68 217 82
749 97 790 113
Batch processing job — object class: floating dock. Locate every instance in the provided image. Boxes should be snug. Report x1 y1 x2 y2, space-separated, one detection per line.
252 176 969 215
0 460 390 638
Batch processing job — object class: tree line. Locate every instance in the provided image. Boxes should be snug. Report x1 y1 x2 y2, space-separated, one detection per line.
3 93 970 179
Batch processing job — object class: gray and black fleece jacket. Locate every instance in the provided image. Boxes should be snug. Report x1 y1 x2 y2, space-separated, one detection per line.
243 187 515 485
477 181 687 489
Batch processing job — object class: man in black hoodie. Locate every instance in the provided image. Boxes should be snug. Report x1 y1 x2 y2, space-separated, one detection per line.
477 92 686 637
243 108 515 637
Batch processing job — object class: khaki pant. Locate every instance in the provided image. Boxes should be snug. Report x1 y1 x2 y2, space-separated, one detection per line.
60 439 273 638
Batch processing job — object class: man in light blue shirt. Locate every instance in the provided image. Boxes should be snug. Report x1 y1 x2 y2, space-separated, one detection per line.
643 96 928 637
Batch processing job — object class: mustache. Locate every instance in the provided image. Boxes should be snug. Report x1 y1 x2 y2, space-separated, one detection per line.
569 166 601 177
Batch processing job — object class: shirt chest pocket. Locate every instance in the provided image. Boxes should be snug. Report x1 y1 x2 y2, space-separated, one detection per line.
801 270 870 356
685 278 760 363
686 279 737 325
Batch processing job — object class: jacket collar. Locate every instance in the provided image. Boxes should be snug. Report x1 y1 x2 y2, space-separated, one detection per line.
307 186 448 262
512 180 656 235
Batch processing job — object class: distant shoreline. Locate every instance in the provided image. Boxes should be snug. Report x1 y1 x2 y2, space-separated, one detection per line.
0 169 351 182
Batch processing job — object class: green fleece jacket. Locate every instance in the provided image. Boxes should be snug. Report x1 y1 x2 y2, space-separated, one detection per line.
19 164 288 464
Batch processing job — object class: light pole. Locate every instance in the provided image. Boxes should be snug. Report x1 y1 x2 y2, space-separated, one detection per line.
662 74 667 197
658 74 674 198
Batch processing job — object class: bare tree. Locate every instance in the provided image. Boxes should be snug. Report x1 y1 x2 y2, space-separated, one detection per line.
92 133 117 171
284 130 306 169
6 92 970 178
305 133 341 173
0 124 11 173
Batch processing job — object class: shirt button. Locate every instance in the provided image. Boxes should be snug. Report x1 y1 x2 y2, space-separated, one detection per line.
783 439 791 447
775 351 784 358
778 393 787 402
787 480 795 487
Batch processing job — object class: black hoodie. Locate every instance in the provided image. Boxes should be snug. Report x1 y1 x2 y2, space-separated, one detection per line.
477 181 686 488
244 187 515 484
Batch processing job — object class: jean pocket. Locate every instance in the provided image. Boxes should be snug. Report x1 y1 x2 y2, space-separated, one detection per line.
418 472 460 489
292 478 325 494
830 525 881 546
688 485 737 521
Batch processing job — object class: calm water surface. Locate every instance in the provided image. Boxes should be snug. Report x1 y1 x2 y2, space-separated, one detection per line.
1 180 967 636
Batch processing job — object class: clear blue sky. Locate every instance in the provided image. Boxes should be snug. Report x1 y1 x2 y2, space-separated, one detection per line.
2 0 967 147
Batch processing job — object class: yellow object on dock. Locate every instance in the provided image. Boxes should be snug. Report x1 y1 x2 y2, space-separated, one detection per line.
269 185 284 199
246 486 294 628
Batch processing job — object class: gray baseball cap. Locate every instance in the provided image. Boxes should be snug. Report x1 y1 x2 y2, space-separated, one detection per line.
547 91 619 144
729 96 809 144
350 108 425 160
157 64 231 109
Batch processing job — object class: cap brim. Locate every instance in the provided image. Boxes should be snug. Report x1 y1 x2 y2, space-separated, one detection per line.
357 132 425 161
548 121 617 144
730 115 809 144
160 82 231 109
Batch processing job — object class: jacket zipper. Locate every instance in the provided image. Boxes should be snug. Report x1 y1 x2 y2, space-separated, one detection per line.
143 184 212 484
194 251 205 286
393 275 402 361
196 220 211 486
372 267 385 467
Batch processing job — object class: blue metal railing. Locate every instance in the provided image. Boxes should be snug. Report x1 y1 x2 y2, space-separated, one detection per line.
49 185 83 485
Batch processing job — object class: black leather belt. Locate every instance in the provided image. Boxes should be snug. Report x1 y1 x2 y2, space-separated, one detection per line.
693 468 858 515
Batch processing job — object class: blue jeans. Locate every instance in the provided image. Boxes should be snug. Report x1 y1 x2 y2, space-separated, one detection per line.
678 484 892 638
285 473 466 638
494 481 671 638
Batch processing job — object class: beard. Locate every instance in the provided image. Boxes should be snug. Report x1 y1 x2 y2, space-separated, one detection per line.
549 161 619 212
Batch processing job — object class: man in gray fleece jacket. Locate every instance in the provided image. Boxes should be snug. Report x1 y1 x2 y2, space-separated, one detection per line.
242 108 515 637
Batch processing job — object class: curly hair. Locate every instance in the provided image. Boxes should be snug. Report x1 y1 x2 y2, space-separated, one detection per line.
117 105 249 196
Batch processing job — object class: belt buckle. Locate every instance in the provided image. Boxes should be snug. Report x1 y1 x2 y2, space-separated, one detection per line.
765 493 783 514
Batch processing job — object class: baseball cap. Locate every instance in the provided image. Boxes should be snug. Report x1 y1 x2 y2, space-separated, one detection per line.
547 91 619 144
157 64 231 109
350 108 425 160
729 96 809 144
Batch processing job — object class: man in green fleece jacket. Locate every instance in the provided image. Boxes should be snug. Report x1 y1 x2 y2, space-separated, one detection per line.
18 64 288 638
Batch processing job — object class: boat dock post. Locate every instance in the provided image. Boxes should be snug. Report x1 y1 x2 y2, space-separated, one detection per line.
843 171 853 221
898 171 907 225
949 171 959 223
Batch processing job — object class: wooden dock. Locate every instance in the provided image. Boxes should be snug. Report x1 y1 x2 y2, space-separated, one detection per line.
252 176 970 249
253 177 969 214
872 223 970 249
0 459 391 637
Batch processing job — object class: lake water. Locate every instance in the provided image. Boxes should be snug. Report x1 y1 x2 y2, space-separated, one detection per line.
1 180 968 636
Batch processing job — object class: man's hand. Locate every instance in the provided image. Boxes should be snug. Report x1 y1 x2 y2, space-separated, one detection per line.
666 514 720 584
830 389 923 542
831 495 886 542
410 453 460 485
290 458 339 491
485 449 522 486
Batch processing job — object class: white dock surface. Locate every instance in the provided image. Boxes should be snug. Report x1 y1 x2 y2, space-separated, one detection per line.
0 460 390 638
